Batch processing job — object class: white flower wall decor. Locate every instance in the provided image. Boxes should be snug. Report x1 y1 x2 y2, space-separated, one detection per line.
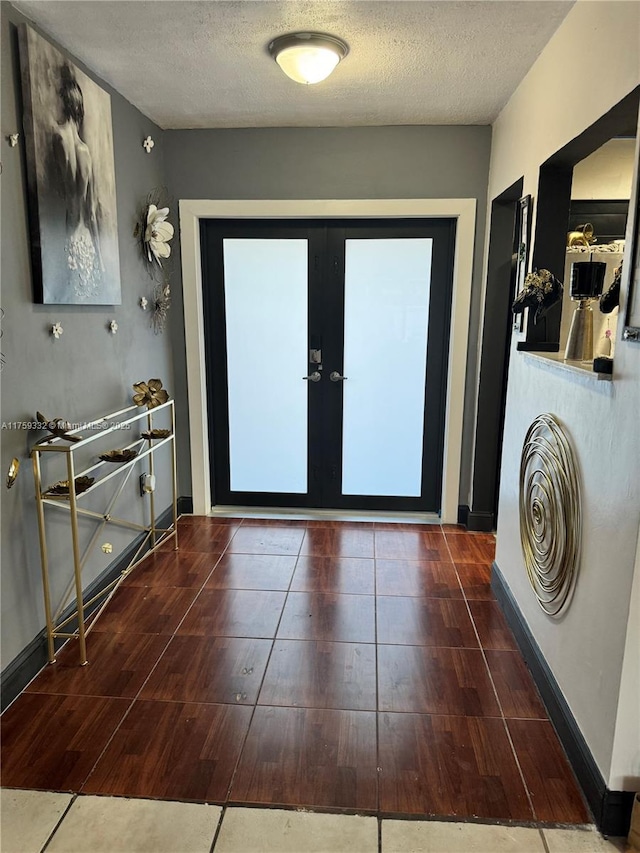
134 188 173 331
144 204 174 265
51 322 63 339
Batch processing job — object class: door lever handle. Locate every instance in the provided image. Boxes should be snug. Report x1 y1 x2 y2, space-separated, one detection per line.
330 372 347 382
303 371 322 382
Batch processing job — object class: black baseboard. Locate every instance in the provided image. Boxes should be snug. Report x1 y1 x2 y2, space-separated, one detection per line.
492 562 635 837
178 495 193 514
602 791 637 838
457 504 469 525
456 505 495 532
466 510 495 532
0 632 50 714
1 505 176 713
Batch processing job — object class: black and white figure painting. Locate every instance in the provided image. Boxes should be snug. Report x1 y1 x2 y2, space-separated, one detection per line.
19 25 121 304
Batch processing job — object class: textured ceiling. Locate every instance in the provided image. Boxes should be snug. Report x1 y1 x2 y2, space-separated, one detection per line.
13 0 574 129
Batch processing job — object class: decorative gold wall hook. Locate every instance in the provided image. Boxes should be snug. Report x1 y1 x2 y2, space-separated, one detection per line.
6 458 20 489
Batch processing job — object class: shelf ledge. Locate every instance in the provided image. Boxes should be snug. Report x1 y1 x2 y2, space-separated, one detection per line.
521 351 613 382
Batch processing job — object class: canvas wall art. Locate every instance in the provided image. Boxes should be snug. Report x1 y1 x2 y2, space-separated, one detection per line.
19 24 121 304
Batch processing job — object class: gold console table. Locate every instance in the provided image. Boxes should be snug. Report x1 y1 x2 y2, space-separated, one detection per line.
31 399 178 665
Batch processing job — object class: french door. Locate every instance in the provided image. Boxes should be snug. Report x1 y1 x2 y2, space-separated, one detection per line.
201 218 455 512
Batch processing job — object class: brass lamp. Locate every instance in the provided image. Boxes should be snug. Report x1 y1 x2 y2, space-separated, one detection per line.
564 261 606 362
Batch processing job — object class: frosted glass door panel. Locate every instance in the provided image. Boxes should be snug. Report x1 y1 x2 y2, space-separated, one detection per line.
342 239 432 497
223 238 308 493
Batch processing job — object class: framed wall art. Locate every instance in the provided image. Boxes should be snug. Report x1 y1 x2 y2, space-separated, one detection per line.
622 134 640 342
512 194 533 331
515 195 533 292
19 24 121 305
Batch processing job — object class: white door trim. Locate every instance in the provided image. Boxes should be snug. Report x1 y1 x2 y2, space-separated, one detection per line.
179 198 476 523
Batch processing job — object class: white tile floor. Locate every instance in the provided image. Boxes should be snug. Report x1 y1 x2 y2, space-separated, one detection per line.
0 790 631 853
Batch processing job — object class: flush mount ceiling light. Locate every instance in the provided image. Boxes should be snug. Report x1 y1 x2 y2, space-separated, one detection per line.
268 32 349 85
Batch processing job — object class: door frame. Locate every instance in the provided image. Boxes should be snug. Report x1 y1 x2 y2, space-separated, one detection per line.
179 198 476 522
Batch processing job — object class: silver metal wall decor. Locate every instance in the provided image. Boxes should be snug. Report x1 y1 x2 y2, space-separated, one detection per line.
519 414 581 616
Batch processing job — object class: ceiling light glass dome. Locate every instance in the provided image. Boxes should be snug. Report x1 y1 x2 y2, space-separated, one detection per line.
268 32 349 85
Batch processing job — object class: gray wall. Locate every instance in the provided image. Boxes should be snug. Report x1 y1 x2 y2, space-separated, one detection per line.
1 9 492 674
164 125 492 502
0 3 175 670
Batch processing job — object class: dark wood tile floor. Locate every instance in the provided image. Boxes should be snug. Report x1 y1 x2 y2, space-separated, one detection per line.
2 517 590 823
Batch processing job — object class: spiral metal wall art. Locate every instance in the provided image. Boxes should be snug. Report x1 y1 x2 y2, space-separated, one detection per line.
519 414 582 616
